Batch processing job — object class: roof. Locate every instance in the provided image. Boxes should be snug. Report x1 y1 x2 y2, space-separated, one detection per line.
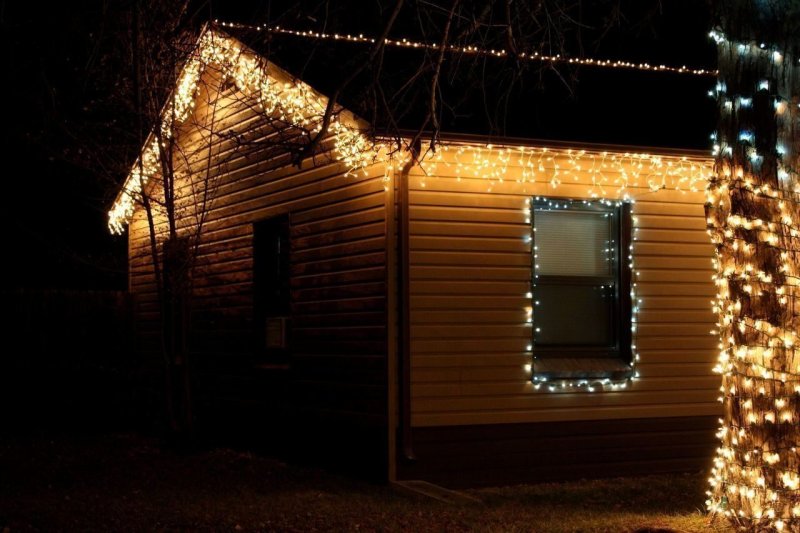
109 23 713 234
218 15 716 149
108 24 373 234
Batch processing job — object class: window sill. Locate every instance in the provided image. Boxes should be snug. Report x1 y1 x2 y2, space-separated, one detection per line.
533 357 633 381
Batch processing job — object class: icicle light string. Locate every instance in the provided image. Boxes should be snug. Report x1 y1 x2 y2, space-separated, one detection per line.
108 27 384 233
108 28 711 404
408 144 712 197
108 27 714 407
109 26 715 233
216 20 719 77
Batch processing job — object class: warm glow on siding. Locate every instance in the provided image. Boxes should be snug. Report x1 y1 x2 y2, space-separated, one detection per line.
108 27 381 234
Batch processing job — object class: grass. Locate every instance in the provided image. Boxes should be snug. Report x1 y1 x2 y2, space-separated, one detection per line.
0 433 734 532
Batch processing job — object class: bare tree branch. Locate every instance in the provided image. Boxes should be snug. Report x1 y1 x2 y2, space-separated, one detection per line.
411 0 460 153
295 0 406 165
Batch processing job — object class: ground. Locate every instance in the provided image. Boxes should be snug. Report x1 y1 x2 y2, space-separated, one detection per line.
0 433 733 532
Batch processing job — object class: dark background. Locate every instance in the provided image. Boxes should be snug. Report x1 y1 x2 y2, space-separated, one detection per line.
0 0 716 292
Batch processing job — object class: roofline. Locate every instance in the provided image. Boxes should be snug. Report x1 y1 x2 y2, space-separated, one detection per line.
374 129 713 160
109 22 212 213
109 23 368 232
111 21 712 232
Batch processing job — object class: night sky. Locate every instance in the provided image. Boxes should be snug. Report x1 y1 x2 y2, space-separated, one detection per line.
0 0 716 291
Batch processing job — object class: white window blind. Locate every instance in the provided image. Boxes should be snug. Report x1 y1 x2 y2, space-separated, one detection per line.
534 210 612 277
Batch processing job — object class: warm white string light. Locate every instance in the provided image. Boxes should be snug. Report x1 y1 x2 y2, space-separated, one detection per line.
108 26 382 234
109 26 713 390
110 25 715 233
705 29 800 531
110 25 716 404
387 141 709 394
217 20 718 77
409 144 711 196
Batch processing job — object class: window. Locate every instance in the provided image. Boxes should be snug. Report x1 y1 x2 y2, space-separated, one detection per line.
253 215 291 366
161 236 192 350
531 198 632 380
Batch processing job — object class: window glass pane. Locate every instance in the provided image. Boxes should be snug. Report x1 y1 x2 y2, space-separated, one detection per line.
534 210 612 276
534 284 614 346
254 217 291 315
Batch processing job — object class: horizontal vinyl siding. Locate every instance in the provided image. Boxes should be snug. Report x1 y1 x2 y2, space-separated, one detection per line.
408 149 721 427
399 415 719 487
128 71 388 429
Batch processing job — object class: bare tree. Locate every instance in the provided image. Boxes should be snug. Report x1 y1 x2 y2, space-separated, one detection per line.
89 2 251 436
126 4 227 436
225 0 626 163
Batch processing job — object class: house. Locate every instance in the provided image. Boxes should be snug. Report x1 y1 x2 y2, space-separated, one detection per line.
113 24 720 486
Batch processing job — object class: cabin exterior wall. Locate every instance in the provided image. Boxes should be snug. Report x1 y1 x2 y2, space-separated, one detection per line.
398 145 720 485
127 74 390 478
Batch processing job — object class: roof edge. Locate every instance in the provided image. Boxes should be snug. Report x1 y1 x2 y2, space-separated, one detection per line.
108 22 368 234
375 129 713 160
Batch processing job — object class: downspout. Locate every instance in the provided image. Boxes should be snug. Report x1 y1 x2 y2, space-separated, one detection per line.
398 146 418 462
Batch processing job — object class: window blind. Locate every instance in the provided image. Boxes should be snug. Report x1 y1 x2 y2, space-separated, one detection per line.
534 210 612 277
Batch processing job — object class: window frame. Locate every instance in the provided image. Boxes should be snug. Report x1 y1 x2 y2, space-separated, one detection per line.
531 198 633 380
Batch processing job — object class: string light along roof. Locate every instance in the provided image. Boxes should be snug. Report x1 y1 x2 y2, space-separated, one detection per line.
108 25 374 234
217 20 718 77
407 142 712 197
109 23 715 234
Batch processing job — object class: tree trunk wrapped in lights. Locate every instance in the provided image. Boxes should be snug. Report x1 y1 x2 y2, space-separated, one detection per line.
706 2 800 530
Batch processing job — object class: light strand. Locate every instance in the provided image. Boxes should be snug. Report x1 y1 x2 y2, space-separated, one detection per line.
108 26 381 233
528 197 640 393
705 28 800 531
110 24 716 233
409 144 712 196
216 20 719 77
109 26 722 411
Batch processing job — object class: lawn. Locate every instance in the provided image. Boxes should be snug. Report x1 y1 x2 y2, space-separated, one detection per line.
0 433 733 532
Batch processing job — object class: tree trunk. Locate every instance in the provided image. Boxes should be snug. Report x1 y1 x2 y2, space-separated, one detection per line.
706 3 800 529
162 237 193 438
